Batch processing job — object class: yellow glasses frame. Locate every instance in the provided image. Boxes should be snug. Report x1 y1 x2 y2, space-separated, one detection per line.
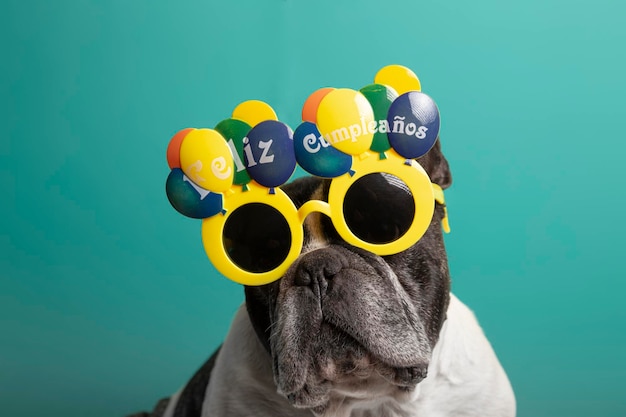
201 149 448 286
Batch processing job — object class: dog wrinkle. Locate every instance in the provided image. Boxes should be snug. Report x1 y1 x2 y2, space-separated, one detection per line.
271 248 437 413
273 321 314 393
320 263 432 368
272 283 326 396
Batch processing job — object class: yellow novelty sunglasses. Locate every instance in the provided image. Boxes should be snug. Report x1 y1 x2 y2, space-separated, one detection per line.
165 65 450 286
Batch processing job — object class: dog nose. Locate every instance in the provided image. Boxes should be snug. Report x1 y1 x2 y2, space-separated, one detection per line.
293 249 343 290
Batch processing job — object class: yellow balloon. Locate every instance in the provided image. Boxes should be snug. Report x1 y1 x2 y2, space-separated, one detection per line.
374 65 421 95
232 100 278 127
179 128 234 192
316 88 375 155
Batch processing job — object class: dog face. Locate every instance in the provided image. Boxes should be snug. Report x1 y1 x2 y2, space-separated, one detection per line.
243 141 452 415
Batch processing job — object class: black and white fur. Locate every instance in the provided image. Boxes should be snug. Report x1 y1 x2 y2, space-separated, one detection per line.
130 141 515 417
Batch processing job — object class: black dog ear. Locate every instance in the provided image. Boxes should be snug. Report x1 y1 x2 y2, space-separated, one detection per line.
417 139 452 190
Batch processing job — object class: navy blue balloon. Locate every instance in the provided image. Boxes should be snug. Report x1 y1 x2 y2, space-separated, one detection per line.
166 168 223 219
244 120 296 188
294 122 352 178
387 91 440 159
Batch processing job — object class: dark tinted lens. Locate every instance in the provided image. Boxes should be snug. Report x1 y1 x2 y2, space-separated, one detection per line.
223 203 292 273
343 173 415 244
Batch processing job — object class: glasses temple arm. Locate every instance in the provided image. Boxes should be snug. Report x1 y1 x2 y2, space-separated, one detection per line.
431 183 450 233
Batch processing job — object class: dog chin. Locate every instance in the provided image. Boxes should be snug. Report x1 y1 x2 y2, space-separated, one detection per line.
314 379 424 417
280 345 427 416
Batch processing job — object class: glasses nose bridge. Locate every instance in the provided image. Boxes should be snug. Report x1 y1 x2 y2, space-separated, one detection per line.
297 199 333 224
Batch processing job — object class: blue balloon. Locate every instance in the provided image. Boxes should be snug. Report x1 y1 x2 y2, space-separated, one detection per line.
166 168 223 219
244 120 296 188
387 91 440 159
294 122 352 178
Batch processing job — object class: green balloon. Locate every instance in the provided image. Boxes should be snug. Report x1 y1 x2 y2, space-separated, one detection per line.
360 84 398 154
215 118 252 187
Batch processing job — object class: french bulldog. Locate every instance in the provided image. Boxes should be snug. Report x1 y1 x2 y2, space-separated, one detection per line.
130 140 516 417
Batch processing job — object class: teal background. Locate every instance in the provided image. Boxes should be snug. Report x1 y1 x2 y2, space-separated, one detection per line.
1 0 625 416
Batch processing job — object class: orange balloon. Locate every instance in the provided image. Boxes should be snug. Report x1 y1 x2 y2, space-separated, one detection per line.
166 128 194 169
302 87 334 123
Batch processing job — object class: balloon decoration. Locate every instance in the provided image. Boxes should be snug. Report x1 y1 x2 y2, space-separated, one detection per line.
214 118 252 187
359 83 398 155
166 168 223 219
232 100 278 126
165 64 442 219
244 120 296 189
374 64 421 95
178 128 234 192
165 128 226 219
302 87 334 123
294 121 352 178
166 128 194 169
386 91 440 159
316 88 375 156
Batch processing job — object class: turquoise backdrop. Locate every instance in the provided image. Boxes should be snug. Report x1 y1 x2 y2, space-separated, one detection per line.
2 1 625 416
